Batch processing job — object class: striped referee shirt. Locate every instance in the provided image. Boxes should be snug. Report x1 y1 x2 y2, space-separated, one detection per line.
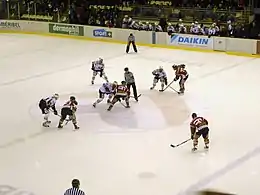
124 71 135 84
128 35 135 42
64 187 85 195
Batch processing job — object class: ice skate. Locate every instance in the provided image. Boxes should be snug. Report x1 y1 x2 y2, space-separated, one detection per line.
42 121 49 127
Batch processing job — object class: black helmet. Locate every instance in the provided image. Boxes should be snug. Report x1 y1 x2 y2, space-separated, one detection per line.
121 81 126 85
72 179 80 188
192 113 197 119
124 67 129 71
70 96 76 101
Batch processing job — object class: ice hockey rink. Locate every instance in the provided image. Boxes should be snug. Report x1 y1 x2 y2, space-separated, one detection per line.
0 33 260 195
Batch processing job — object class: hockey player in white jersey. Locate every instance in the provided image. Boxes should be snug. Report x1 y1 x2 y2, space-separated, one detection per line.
150 66 167 92
93 82 117 107
39 94 59 127
91 58 109 84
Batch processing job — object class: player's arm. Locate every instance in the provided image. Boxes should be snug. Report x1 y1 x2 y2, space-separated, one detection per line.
190 124 196 139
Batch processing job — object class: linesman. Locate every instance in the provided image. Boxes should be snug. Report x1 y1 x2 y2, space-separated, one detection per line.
124 67 138 101
126 33 137 53
64 179 85 195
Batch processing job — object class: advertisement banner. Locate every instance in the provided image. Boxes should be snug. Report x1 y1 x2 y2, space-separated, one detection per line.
0 20 21 29
93 29 112 38
49 23 84 36
169 34 213 49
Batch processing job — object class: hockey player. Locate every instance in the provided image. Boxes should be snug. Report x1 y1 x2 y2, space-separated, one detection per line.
107 81 130 111
172 64 189 94
190 113 209 151
39 94 59 127
91 58 109 85
126 33 137 53
150 66 167 92
93 81 117 107
58 96 79 130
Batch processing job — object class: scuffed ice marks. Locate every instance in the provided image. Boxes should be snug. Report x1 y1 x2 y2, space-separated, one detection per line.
0 185 35 195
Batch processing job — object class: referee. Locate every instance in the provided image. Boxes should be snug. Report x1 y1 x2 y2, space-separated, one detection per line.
124 67 138 101
126 33 137 53
64 179 85 195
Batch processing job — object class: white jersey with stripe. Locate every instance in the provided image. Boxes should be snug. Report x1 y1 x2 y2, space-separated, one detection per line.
44 96 56 107
100 82 114 94
152 69 167 78
92 60 104 71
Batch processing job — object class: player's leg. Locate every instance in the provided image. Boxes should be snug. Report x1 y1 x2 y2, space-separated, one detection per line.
125 96 130 108
202 127 210 149
58 108 69 128
126 42 130 53
150 78 158 90
159 77 165 91
107 95 119 111
179 79 185 94
131 82 138 101
101 71 109 82
93 90 105 107
192 132 201 151
39 99 50 127
107 93 113 104
71 111 79 130
132 42 138 53
91 71 98 84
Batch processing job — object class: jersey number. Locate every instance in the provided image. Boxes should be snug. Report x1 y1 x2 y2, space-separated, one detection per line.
193 118 203 126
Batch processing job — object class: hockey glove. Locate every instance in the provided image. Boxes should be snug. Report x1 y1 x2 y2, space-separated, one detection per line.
53 110 58 115
191 134 194 140
100 70 103 77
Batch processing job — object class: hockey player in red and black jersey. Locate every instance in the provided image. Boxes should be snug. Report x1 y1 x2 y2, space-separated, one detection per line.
190 113 210 151
58 96 79 130
107 81 130 111
172 64 189 94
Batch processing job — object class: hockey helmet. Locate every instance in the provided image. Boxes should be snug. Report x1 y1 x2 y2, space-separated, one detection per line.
72 179 80 188
113 81 118 85
172 65 177 69
191 113 197 119
121 81 126 85
180 64 186 68
70 96 76 101
53 93 59 100
99 57 103 63
124 67 129 71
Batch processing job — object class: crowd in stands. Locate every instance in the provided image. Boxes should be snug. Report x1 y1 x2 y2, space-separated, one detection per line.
0 0 259 39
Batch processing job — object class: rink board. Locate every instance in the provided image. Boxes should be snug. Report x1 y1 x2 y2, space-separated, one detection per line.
0 20 259 57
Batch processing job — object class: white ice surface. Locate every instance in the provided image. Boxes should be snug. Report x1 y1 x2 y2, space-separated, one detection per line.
0 34 260 195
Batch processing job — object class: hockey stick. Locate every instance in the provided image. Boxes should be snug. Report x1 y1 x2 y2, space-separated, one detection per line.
119 101 127 108
170 138 191 148
162 80 174 92
169 86 180 94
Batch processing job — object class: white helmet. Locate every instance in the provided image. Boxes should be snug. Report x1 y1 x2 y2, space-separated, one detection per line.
99 57 103 63
53 93 59 99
